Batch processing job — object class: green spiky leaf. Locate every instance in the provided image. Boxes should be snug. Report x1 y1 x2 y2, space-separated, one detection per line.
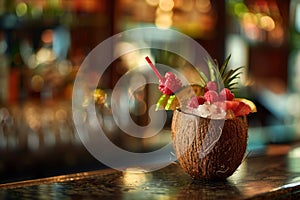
219 55 231 77
223 67 244 90
199 54 244 91
199 70 208 87
207 59 217 82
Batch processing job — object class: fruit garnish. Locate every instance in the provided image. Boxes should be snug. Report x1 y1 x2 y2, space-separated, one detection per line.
145 56 182 95
165 95 177 110
188 96 206 108
219 88 234 101
233 101 252 117
193 55 256 118
234 98 257 113
204 81 218 92
144 56 182 110
204 90 219 104
158 72 182 95
156 85 204 110
146 55 256 118
156 94 170 110
216 100 250 115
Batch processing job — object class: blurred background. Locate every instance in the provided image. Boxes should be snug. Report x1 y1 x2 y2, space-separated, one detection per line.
0 0 299 183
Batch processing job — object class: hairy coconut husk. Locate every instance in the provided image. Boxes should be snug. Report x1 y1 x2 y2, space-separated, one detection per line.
171 109 248 180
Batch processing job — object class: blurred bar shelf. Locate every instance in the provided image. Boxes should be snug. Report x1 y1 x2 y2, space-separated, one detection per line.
1 142 300 199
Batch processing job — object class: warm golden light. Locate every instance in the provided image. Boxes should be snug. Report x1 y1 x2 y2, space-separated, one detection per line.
36 48 56 65
242 12 258 25
155 16 172 29
229 0 284 45
31 75 44 92
155 9 173 29
145 0 159 6
94 89 107 105
123 171 148 186
241 12 260 41
28 55 37 69
115 42 141 69
57 60 72 76
259 15 275 31
159 0 174 12
24 105 41 131
55 109 67 123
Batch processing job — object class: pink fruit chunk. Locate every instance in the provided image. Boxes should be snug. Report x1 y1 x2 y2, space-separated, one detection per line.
233 101 252 116
204 90 219 104
205 81 218 92
224 100 240 111
218 100 251 117
188 96 206 108
219 88 234 101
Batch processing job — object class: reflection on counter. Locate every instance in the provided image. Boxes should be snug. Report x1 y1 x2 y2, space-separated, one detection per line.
1 143 300 199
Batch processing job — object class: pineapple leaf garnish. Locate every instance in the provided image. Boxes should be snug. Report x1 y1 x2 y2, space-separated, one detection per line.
199 55 244 92
222 66 244 90
219 54 231 78
198 71 208 87
207 59 217 82
199 58 217 86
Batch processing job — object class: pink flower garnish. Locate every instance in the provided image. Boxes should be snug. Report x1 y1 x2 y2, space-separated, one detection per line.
146 56 182 95
159 72 182 95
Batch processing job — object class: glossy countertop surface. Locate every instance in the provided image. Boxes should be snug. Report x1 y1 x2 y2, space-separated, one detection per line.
1 144 300 199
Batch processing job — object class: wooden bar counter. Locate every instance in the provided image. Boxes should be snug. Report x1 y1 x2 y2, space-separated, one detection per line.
1 143 300 199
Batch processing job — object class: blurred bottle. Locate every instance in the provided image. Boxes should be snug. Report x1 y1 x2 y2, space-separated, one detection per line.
0 31 9 104
8 33 30 103
289 0 300 93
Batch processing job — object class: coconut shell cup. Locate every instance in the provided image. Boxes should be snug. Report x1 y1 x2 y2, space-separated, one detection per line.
171 109 248 180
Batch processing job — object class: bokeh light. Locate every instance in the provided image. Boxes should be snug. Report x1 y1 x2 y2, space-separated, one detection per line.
16 2 28 17
158 0 174 12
